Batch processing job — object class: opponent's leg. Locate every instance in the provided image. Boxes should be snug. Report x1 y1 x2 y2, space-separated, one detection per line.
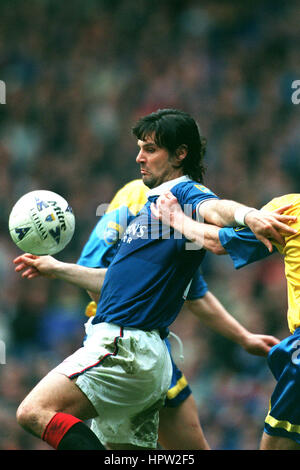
158 394 210 450
260 432 300 450
16 371 105 450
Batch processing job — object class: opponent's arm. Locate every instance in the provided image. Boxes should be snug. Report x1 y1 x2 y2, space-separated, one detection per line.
181 218 225 254
151 194 225 254
186 292 279 356
151 192 297 252
199 198 297 252
13 253 107 294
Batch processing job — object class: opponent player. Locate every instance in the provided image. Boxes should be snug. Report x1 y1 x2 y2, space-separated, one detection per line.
78 178 280 450
152 190 300 450
13 109 296 450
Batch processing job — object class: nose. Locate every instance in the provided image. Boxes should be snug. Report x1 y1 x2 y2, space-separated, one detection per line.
136 150 145 164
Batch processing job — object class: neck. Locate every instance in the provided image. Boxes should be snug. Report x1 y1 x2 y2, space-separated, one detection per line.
158 169 185 187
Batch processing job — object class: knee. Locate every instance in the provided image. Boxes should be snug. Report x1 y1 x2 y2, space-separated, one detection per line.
16 400 39 431
16 398 58 438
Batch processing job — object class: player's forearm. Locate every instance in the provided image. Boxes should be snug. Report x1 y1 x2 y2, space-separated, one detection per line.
199 199 255 227
172 213 226 254
54 262 107 293
186 293 250 346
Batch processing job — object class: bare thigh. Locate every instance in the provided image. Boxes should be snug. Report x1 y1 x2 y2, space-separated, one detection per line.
17 371 98 437
158 394 210 450
260 432 300 450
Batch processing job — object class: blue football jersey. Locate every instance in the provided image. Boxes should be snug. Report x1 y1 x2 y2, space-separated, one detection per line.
187 271 208 299
93 176 218 336
78 213 208 299
218 226 276 269
77 178 208 300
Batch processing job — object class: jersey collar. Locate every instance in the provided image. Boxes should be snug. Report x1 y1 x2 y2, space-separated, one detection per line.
146 175 192 197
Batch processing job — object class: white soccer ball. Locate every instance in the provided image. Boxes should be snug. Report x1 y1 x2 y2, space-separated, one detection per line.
8 190 75 255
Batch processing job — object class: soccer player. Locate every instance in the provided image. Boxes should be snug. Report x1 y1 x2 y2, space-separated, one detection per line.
13 109 296 450
151 190 300 450
78 178 280 450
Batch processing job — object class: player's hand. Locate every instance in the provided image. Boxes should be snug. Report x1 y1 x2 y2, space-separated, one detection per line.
13 253 58 279
272 203 294 215
150 191 184 227
241 333 280 357
244 208 297 252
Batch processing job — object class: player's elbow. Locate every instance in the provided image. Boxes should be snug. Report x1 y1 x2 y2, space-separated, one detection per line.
212 244 227 255
204 240 226 255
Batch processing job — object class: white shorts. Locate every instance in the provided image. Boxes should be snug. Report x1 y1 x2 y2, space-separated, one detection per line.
52 319 172 448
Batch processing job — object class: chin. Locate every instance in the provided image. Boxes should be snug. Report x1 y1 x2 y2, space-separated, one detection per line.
142 175 155 189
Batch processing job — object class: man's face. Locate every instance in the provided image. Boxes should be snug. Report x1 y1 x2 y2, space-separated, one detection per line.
136 135 182 189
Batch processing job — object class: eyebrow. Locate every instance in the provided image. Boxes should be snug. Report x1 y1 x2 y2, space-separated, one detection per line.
137 140 157 149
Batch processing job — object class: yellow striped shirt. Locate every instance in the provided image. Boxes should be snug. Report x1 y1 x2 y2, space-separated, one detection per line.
262 194 300 333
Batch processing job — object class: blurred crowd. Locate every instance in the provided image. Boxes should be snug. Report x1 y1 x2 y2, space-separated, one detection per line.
0 0 299 449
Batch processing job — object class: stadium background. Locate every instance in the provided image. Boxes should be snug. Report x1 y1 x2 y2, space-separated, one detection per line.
0 0 299 450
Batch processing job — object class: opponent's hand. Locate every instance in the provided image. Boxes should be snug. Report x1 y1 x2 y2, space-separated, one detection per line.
241 333 280 357
13 253 59 279
244 206 297 252
150 191 184 227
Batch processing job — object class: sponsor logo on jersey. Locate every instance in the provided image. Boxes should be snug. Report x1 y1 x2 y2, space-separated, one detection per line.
194 184 210 193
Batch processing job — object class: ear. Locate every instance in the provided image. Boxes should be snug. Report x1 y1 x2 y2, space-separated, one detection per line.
175 144 188 162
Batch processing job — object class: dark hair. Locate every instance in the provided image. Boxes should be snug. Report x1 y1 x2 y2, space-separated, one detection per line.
132 108 206 183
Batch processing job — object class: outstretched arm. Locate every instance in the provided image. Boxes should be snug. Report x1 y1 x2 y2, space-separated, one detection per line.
13 253 107 294
199 198 297 252
151 192 297 253
186 292 279 356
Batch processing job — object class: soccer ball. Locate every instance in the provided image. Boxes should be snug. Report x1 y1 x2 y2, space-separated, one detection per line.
8 190 75 255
